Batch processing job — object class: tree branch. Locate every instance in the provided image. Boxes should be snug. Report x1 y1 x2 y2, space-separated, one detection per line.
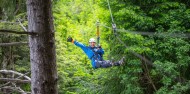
0 78 30 83
0 86 30 94
0 29 36 35
0 42 28 47
0 72 30 88
18 19 27 32
0 70 31 80
0 21 19 24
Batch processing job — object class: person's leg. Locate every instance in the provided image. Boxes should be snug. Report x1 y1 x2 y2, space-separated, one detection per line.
95 60 113 68
95 57 125 68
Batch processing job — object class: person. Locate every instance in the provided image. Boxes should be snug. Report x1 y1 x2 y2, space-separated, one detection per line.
67 37 125 69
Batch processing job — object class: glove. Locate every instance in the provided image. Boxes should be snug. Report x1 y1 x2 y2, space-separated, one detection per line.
67 37 73 42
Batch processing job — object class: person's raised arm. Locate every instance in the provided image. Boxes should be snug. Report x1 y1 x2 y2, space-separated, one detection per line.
67 37 86 49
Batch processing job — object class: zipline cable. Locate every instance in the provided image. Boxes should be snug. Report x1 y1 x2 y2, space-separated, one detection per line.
106 0 117 35
115 33 153 66
106 0 153 66
107 0 115 23
96 21 100 46
99 23 190 38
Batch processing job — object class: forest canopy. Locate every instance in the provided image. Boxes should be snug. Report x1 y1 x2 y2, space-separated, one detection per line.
0 0 190 94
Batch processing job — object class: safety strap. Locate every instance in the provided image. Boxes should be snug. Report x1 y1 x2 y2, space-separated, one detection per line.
96 21 100 46
90 47 103 61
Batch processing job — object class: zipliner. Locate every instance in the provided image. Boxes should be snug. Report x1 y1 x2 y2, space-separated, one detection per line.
67 37 125 69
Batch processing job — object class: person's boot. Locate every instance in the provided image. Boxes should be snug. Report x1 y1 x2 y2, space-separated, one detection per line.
118 57 125 65
113 57 125 66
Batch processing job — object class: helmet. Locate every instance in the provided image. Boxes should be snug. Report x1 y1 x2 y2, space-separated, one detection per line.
89 38 96 43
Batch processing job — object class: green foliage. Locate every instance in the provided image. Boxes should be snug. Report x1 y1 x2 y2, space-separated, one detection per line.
53 0 190 93
0 0 29 93
0 0 26 20
53 0 101 93
1 0 190 94
97 0 190 94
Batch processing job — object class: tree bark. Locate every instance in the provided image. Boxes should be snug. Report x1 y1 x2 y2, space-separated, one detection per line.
26 0 57 94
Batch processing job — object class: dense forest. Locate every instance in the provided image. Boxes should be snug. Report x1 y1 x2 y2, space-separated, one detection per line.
0 0 190 94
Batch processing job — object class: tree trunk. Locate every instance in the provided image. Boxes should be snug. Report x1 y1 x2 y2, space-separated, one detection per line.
26 0 57 94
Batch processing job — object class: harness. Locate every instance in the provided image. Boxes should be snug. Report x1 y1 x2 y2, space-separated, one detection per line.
89 47 103 61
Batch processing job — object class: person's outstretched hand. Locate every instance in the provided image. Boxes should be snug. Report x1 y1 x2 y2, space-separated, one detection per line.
67 37 73 42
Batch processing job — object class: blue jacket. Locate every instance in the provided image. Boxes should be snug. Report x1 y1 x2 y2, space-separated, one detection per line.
74 41 104 68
